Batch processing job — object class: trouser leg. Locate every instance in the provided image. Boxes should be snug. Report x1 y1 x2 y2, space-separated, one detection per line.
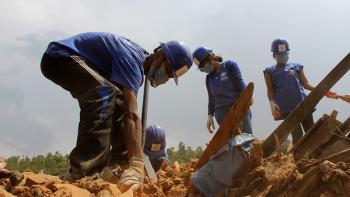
108 97 129 166
291 124 303 144
41 54 122 178
241 109 253 134
215 105 253 134
301 113 314 133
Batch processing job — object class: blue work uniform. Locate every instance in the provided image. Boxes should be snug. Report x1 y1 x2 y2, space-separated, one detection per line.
45 32 147 94
263 63 314 144
206 60 252 134
263 63 306 117
41 32 148 178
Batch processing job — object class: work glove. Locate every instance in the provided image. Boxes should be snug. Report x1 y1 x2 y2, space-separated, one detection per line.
207 115 215 133
269 100 280 120
118 157 144 193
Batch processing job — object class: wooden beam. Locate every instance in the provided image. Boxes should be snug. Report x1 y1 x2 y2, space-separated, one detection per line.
195 83 254 170
262 53 350 157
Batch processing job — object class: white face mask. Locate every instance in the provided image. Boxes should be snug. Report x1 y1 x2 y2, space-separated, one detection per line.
199 63 215 73
147 59 170 87
275 53 289 64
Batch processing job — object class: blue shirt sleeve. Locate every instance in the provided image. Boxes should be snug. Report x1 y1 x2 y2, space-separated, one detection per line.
263 66 272 76
293 63 304 74
206 75 215 116
226 60 246 93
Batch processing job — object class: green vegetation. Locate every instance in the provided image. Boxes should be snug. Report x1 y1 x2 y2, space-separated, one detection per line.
167 141 203 163
5 151 69 175
4 142 203 175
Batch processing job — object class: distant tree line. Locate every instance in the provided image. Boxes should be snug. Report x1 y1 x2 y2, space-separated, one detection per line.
4 142 203 175
166 141 203 163
5 151 69 175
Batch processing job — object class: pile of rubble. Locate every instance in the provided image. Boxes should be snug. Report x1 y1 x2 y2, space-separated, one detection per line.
1 148 349 197
0 160 196 197
228 153 350 197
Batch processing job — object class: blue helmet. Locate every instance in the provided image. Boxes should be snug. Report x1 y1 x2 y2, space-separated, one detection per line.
144 125 168 160
160 41 193 85
193 47 212 66
271 38 290 54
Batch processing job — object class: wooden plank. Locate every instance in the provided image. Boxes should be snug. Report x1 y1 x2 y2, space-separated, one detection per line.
262 53 350 157
309 117 350 159
321 148 350 163
317 137 350 159
195 83 254 170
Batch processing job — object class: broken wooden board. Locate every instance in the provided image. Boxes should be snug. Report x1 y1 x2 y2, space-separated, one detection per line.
309 117 350 159
263 53 350 158
195 83 254 170
318 116 350 147
291 114 339 161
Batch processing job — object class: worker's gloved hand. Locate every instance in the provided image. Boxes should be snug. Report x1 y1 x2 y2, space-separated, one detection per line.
118 157 144 192
207 115 215 133
269 100 280 120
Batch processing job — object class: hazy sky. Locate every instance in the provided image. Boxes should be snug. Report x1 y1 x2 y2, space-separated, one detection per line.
0 0 349 158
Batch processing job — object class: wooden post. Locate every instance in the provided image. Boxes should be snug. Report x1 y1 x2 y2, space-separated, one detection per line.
195 83 254 170
263 53 350 158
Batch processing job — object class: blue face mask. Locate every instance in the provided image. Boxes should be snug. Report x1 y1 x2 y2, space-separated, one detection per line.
147 60 170 87
200 63 215 73
275 53 289 64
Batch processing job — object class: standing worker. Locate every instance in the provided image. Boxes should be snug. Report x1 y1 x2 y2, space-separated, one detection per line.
192 47 252 134
40 32 193 192
144 125 170 171
263 38 334 144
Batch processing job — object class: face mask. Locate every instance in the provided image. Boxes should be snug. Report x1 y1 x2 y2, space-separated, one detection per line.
275 53 289 64
147 60 169 87
200 63 215 73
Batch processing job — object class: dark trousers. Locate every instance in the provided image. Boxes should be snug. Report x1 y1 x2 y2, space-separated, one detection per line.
41 54 127 178
215 105 253 134
290 113 314 144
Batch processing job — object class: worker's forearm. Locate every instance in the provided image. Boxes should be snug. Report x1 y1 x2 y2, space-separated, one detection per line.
267 90 274 101
124 111 143 159
303 83 315 91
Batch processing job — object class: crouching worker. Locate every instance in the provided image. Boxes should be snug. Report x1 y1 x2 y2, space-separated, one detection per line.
144 125 170 171
40 32 193 192
191 132 262 197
